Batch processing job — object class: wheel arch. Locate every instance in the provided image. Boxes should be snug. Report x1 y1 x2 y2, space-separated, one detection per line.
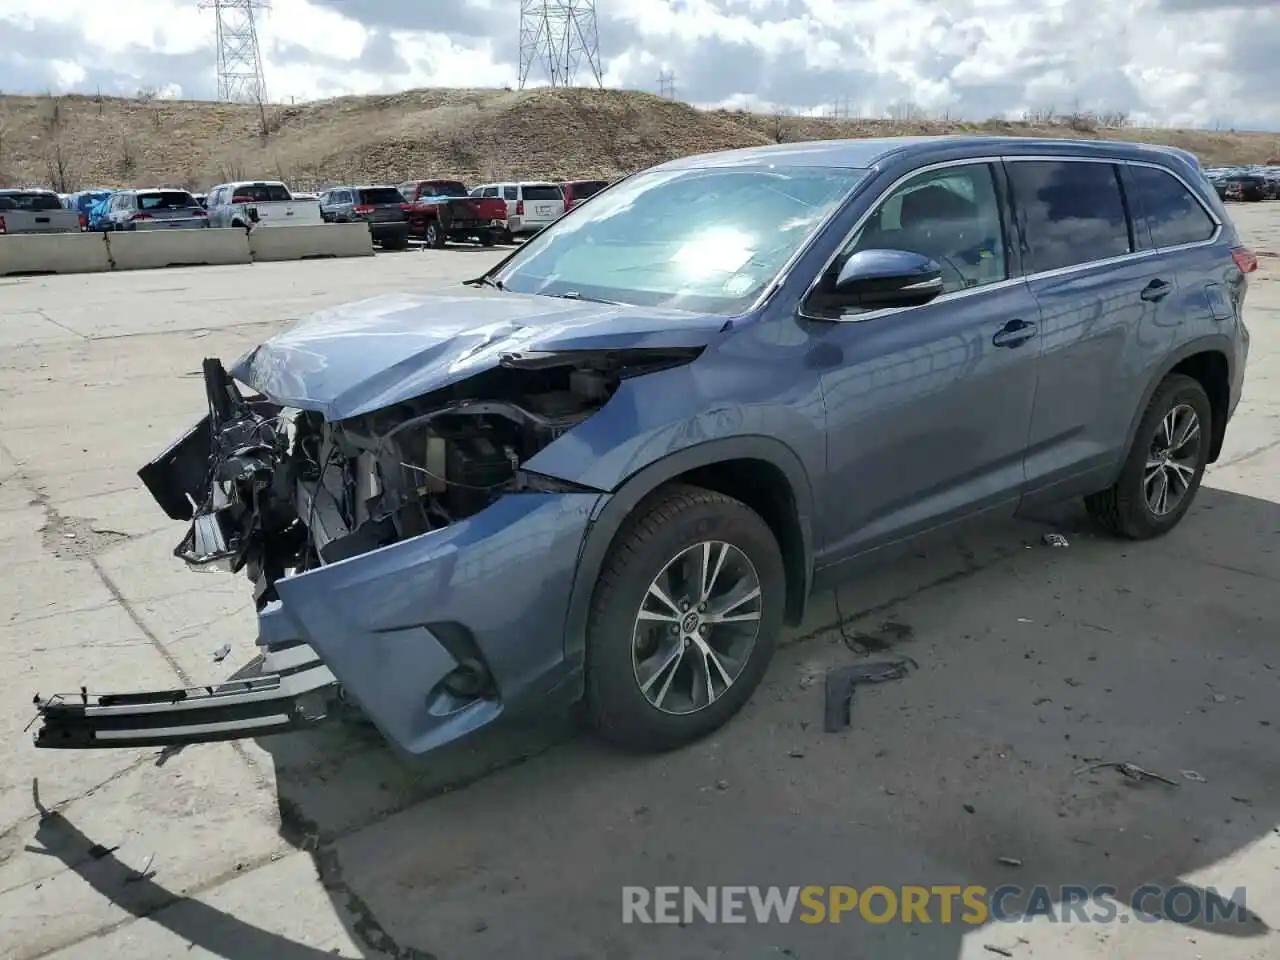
1126 336 1234 466
562 436 815 666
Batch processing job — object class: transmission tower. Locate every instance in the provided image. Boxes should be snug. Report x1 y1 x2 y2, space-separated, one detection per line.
658 70 677 98
199 0 268 103
518 0 604 89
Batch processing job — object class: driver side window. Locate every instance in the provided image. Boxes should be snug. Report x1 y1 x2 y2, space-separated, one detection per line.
824 163 1008 313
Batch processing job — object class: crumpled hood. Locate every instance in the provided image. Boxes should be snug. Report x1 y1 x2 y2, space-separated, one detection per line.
231 287 726 420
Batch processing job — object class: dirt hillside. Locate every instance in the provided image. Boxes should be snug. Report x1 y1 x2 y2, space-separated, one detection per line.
1 86 1276 193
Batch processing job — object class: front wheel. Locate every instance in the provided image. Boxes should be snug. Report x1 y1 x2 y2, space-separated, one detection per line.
423 220 446 248
1085 373 1213 539
584 484 785 752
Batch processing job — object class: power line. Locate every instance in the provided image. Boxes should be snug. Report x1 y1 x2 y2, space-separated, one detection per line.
518 0 604 89
658 70 677 99
199 0 268 103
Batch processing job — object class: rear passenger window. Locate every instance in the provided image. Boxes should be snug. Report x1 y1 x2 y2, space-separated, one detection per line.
504 186 518 201
1009 161 1132 273
1129 165 1217 248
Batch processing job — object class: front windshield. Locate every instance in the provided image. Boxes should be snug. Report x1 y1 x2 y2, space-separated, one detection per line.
493 164 867 315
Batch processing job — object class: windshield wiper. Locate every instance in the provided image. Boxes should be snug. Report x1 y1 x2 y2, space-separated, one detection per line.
465 275 504 290
552 291 622 305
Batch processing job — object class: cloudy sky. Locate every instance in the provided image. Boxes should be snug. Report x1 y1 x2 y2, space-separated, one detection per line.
0 0 1276 130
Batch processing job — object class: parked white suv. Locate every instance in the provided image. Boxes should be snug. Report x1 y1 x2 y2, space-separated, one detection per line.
469 181 565 241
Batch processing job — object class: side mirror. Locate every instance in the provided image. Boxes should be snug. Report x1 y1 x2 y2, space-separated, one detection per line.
832 249 944 309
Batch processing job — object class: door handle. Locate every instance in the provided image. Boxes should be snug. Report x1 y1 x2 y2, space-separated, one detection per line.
1141 279 1172 302
992 318 1037 348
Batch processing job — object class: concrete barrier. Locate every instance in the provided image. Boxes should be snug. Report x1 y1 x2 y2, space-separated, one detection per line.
248 223 374 262
0 232 111 276
105 227 251 271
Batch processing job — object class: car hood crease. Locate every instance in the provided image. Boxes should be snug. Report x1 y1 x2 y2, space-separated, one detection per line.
230 288 726 420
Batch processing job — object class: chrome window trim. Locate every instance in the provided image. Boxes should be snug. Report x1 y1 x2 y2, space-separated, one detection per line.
798 152 1224 324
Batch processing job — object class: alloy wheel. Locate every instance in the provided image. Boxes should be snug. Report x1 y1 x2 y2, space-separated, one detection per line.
630 541 763 716
1145 403 1201 516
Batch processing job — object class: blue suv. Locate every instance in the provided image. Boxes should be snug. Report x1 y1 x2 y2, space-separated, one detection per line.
34 137 1254 759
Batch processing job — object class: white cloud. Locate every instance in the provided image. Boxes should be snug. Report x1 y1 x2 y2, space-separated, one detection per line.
0 0 1275 130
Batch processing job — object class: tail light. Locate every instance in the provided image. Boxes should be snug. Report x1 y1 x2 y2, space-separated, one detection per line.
516 200 524 216
0 215 6 234
79 212 88 231
400 203 412 211
232 195 254 204
191 208 207 217
129 213 153 221
351 204 375 215
1232 247 1258 274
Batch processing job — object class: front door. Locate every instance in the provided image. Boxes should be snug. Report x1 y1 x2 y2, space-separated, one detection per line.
808 161 1043 564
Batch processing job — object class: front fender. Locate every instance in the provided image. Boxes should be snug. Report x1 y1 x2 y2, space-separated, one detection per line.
556 435 815 666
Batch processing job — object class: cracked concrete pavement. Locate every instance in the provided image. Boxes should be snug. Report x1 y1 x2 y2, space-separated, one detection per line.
0 212 1278 960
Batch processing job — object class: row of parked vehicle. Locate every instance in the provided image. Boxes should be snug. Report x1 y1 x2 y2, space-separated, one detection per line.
1204 165 1280 201
317 177 609 248
11 177 611 249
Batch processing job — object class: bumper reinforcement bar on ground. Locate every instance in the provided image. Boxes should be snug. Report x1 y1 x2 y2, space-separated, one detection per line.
31 658 338 749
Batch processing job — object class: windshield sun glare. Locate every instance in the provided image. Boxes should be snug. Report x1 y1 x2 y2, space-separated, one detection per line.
494 165 868 315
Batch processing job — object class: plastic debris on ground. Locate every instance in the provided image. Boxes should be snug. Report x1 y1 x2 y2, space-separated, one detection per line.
823 657 917 733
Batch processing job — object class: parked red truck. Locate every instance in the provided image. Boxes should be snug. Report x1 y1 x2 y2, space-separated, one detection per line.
397 179 508 248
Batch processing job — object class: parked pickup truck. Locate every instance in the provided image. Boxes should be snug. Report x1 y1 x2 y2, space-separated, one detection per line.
396 179 507 248
0 189 85 234
205 181 322 230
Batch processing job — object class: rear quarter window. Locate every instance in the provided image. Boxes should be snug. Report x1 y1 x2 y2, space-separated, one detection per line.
1128 165 1217 248
1008 160 1132 273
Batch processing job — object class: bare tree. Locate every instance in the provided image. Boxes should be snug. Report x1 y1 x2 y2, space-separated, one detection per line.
769 107 794 144
45 141 77 192
118 137 137 178
41 91 63 133
1096 109 1130 129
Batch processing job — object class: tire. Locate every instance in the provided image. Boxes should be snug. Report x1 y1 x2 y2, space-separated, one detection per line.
424 220 446 248
479 230 495 247
380 234 409 251
584 484 785 752
500 227 515 245
1084 373 1213 539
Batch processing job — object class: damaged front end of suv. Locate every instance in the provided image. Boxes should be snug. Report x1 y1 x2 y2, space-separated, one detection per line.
32 289 713 756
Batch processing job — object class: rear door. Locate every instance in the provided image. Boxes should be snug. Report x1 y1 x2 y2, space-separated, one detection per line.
1007 157 1177 498
519 183 565 227
132 190 206 229
1122 162 1227 325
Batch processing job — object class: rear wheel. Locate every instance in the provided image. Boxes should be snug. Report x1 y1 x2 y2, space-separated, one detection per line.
380 234 409 250
500 227 515 244
584 484 785 752
1084 373 1212 539
478 230 495 247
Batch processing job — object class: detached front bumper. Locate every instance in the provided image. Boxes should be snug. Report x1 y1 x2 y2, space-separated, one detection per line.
33 644 336 749
33 394 605 758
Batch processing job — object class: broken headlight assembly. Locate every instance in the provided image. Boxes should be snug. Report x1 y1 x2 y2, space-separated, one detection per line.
176 348 702 587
